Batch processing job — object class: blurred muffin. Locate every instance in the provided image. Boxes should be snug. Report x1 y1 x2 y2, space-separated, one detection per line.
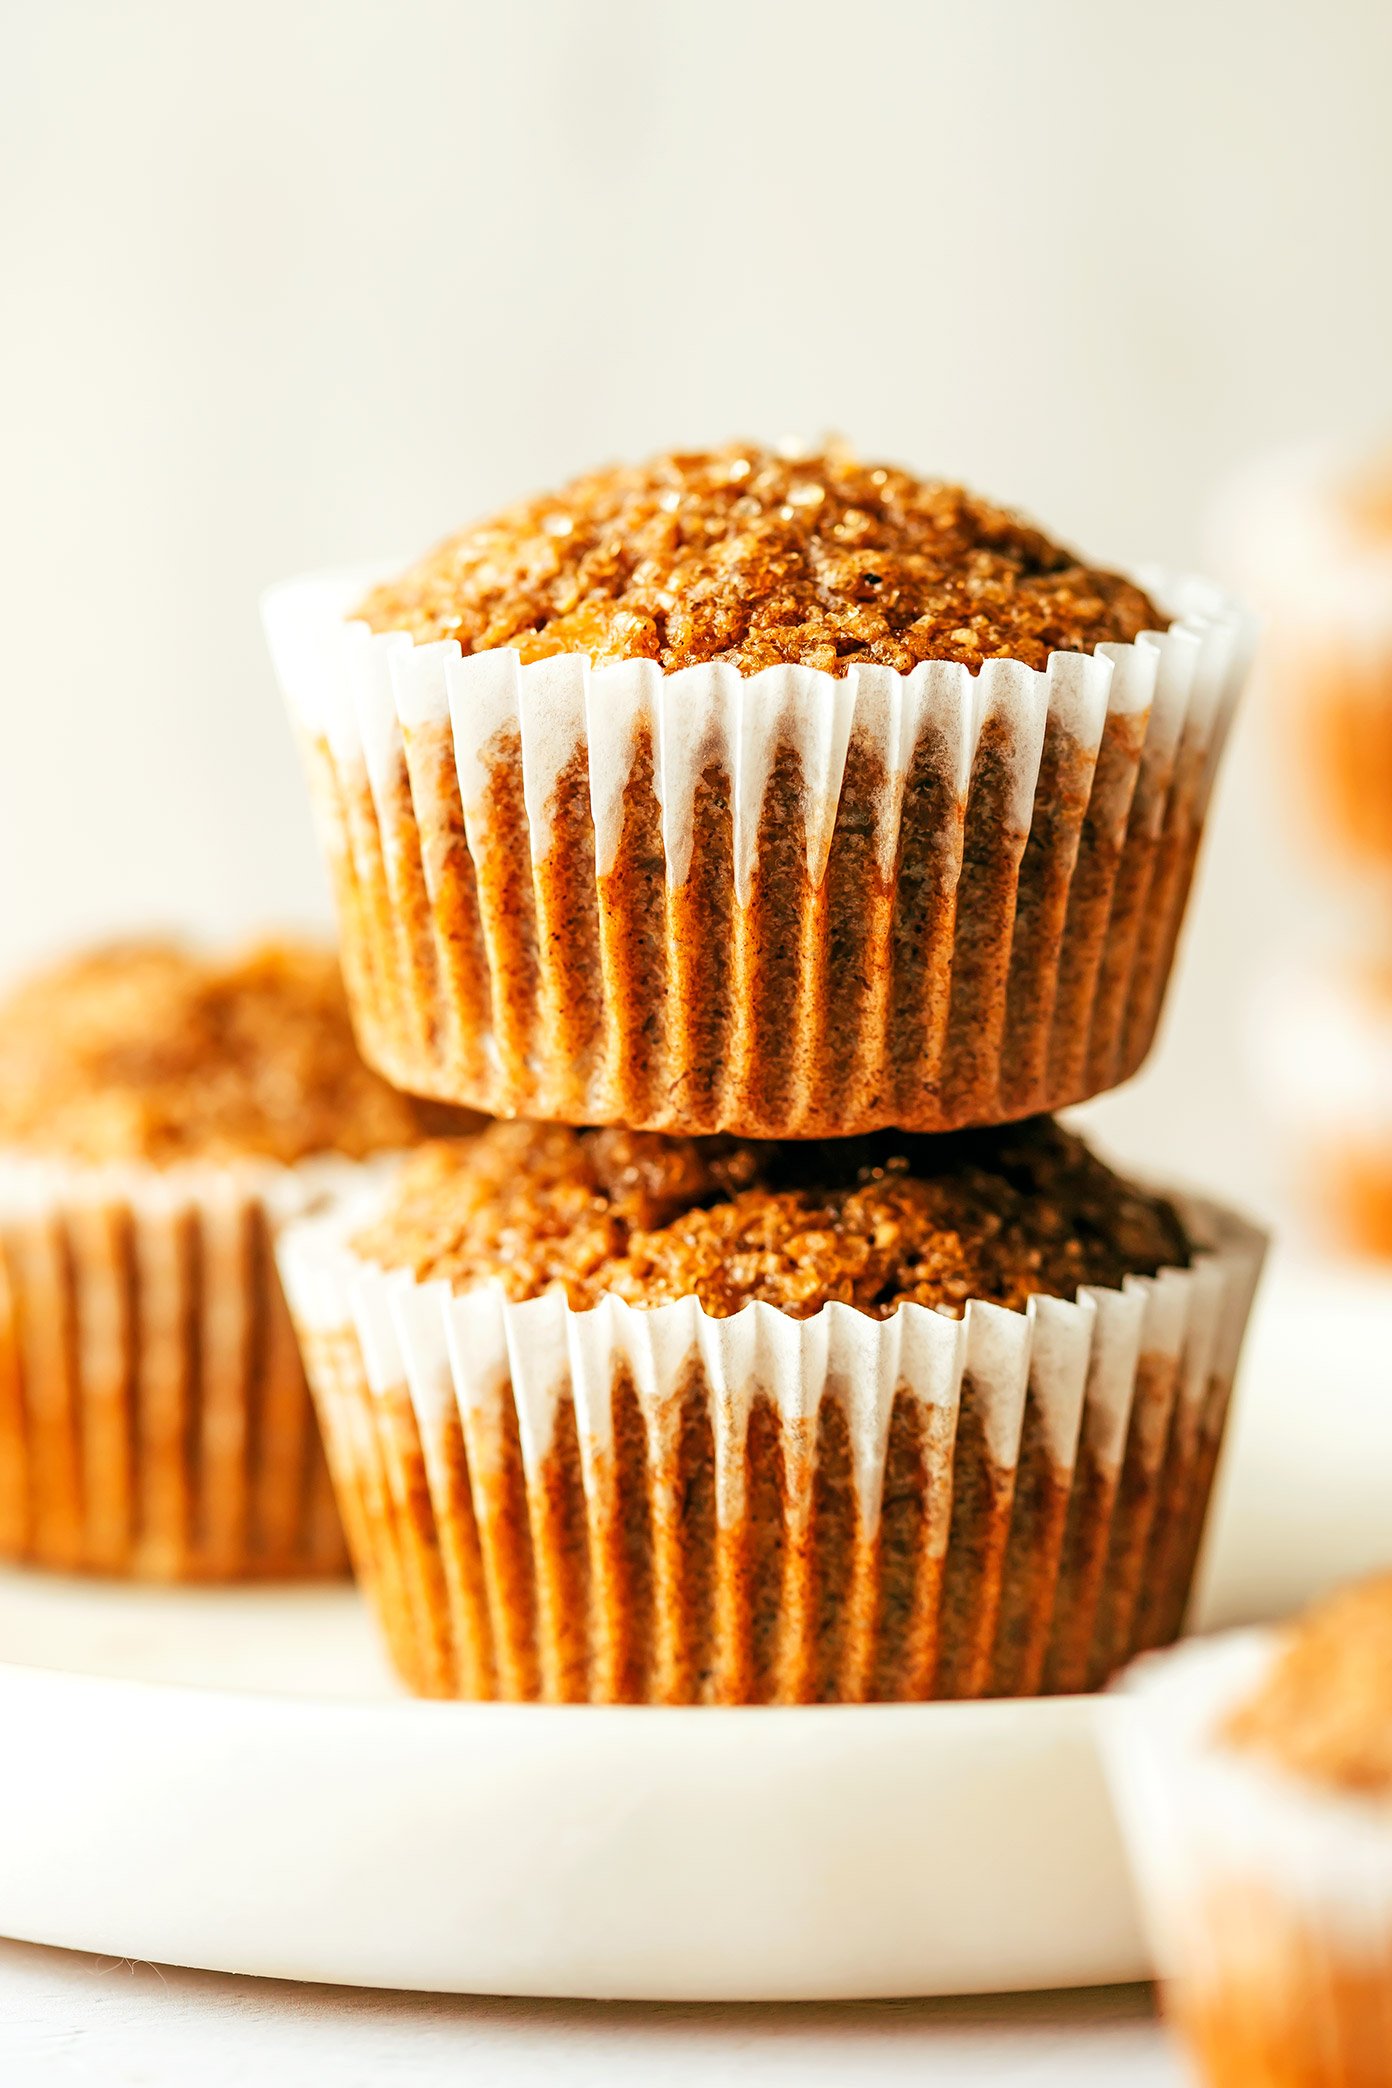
279 1116 1263 1702
265 441 1248 1138
1253 959 1392 1259
0 940 473 1580
1214 441 1392 864
1107 1576 1392 2088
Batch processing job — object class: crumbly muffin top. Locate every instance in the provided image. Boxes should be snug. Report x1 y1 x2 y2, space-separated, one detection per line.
357 443 1161 678
1222 1575 1392 1802
0 942 469 1167
353 1117 1190 1319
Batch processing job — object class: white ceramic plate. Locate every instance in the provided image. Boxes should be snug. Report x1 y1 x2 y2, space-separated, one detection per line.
0 1252 1386 2001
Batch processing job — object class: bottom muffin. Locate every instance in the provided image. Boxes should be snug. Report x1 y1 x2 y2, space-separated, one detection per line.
1106 1576 1392 2088
278 1118 1264 1702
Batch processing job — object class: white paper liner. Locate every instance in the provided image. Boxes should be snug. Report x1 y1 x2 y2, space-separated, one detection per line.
278 1174 1264 1703
0 1149 375 1579
1105 1629 1392 2072
263 563 1251 1136
1108 1632 1392 1941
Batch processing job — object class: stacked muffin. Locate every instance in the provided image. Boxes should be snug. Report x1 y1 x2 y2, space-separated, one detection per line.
265 442 1264 1702
1217 444 1392 1258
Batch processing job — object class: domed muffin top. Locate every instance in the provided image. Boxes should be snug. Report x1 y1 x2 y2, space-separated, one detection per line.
357 443 1161 679
1222 1573 1392 1802
0 941 469 1168
352 1116 1191 1320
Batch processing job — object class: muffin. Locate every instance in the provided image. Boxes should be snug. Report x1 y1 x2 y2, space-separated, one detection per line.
264 442 1249 1138
1254 959 1392 1258
1106 1576 1392 2088
278 1115 1264 1702
1214 441 1392 865
0 940 473 1579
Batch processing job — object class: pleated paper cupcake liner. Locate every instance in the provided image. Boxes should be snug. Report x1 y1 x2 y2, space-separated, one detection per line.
1105 1633 1392 2086
0 1152 367 1580
264 567 1250 1138
278 1179 1264 1704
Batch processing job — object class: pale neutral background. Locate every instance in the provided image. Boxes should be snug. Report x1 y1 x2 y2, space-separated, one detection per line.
3 0 1391 1211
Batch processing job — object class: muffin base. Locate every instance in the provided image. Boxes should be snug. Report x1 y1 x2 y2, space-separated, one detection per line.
1176 1889 1392 2088
281 1187 1263 1703
0 1158 353 1580
1107 1632 1392 2088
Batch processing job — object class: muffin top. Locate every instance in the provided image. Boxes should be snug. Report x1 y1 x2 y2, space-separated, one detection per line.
357 443 1161 679
1221 1574 1392 1802
0 941 469 1168
353 1117 1191 1319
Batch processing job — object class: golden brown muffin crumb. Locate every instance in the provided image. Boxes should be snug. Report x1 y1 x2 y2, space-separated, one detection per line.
354 1117 1190 1318
358 442 1161 678
0 942 472 1166
1221 1574 1392 1800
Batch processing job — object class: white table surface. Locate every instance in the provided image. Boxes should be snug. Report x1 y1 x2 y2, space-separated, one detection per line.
0 1943 1182 2085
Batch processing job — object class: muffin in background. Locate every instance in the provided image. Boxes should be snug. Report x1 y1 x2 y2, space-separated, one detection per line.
1252 959 1392 1260
0 940 474 1580
1213 441 1392 865
265 442 1248 1139
1106 1576 1392 2088
278 1115 1263 1703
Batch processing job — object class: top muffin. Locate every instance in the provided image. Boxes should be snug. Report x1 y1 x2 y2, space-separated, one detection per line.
1221 1573 1392 1801
269 439 1238 1141
357 442 1160 677
0 941 468 1168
